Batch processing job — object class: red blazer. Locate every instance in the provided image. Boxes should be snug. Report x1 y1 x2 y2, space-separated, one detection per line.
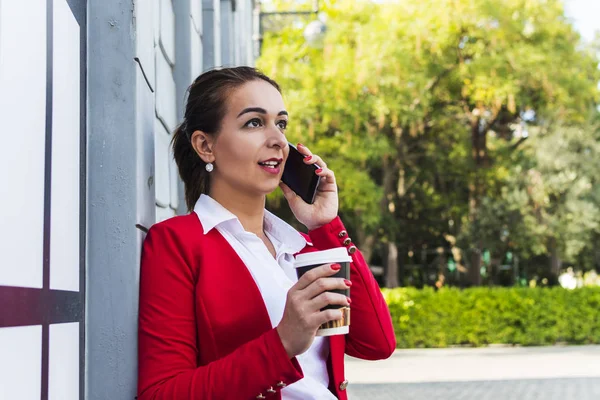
137 214 395 400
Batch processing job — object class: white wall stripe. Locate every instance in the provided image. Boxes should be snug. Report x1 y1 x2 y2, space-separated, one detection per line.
135 0 156 90
154 119 172 208
48 322 79 400
0 325 43 400
191 27 203 81
50 0 81 292
0 0 47 289
159 0 176 65
155 49 177 132
156 205 175 222
169 144 179 210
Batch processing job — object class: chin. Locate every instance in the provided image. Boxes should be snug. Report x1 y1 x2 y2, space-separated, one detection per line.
257 182 281 197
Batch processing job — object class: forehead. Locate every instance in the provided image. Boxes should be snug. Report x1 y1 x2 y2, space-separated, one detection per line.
226 80 285 114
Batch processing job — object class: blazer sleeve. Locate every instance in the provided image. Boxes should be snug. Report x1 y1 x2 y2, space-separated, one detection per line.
138 223 304 400
308 217 396 360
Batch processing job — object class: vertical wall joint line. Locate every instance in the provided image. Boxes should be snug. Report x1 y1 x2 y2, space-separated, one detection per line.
42 0 54 393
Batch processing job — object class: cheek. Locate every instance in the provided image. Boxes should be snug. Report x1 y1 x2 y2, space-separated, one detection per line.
217 135 256 168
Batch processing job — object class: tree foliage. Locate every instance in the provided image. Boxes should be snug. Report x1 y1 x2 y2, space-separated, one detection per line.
259 0 600 286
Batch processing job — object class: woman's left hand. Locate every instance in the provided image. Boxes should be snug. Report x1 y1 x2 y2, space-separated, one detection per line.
279 143 338 231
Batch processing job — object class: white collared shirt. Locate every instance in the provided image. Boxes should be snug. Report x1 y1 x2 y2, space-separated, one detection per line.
194 194 336 399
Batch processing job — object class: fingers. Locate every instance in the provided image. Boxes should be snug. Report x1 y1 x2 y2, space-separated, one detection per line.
296 143 312 157
303 276 350 300
316 308 345 326
279 182 297 200
310 291 350 310
294 263 340 291
297 143 328 169
296 144 336 186
305 154 327 170
315 166 337 187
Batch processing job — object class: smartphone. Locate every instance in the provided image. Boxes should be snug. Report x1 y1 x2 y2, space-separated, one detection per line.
281 143 321 204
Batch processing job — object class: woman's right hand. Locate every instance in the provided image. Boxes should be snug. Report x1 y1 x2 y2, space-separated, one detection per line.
276 263 351 358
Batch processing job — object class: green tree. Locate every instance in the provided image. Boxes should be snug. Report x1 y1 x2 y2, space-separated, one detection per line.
468 116 600 282
259 0 600 287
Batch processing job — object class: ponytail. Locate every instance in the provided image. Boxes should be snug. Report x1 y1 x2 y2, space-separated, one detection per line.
171 124 209 211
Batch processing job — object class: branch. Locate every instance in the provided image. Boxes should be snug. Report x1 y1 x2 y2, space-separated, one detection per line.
510 136 528 151
488 108 519 133
409 67 455 112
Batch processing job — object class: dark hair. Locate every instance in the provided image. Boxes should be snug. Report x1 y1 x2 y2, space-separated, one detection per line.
172 66 281 211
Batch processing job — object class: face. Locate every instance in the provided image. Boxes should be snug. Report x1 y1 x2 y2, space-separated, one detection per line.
194 79 290 198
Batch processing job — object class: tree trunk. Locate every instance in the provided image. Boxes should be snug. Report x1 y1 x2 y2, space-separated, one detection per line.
355 227 375 264
381 153 400 288
468 182 483 286
549 237 562 278
398 246 405 287
386 241 400 288
468 115 485 286
469 247 482 286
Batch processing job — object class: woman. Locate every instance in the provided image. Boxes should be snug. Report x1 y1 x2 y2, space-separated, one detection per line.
138 67 395 400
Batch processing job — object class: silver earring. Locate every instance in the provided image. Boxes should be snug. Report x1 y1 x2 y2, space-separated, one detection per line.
205 162 214 172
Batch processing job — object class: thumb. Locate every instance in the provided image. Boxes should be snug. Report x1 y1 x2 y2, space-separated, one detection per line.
279 182 296 200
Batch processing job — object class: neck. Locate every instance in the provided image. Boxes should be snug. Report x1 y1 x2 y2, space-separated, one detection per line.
209 180 266 236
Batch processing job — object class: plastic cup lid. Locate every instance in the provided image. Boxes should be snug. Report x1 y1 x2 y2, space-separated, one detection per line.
294 247 352 268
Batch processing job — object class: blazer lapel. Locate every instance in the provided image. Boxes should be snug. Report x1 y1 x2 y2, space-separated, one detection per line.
195 226 274 358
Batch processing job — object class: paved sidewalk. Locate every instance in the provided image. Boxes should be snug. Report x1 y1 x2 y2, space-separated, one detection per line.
345 345 600 399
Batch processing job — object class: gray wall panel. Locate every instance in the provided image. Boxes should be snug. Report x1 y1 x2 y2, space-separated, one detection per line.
220 0 233 66
203 0 221 69
86 1 141 398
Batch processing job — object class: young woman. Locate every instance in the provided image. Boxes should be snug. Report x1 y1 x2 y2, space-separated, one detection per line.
137 67 395 400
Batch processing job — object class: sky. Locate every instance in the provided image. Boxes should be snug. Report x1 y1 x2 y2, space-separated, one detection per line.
564 0 600 42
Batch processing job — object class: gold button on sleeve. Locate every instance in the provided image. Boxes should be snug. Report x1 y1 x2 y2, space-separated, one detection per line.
339 379 349 391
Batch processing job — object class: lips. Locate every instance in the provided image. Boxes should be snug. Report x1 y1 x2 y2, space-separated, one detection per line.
258 158 283 175
258 158 283 168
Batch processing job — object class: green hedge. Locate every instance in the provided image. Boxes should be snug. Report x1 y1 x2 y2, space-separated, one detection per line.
382 287 600 348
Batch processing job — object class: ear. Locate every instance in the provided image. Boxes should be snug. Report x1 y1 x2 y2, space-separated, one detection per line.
190 130 215 163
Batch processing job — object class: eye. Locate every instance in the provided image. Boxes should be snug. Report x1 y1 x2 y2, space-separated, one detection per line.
276 120 288 130
244 118 263 128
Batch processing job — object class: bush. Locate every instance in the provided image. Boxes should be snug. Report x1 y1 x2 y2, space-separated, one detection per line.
382 287 600 348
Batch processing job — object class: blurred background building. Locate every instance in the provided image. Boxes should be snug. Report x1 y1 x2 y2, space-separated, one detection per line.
0 0 254 399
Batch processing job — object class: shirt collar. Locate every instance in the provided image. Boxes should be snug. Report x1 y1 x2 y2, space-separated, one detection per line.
193 194 308 254
263 210 307 254
193 194 239 234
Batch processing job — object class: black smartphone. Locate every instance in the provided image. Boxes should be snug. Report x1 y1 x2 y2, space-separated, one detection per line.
281 143 321 204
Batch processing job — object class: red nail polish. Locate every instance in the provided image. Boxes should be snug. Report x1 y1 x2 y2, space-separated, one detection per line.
316 168 323 174
344 279 352 287
331 263 341 271
347 297 352 304
297 143 304 148
304 155 312 161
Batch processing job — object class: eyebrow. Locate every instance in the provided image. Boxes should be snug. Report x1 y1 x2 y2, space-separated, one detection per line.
236 107 288 118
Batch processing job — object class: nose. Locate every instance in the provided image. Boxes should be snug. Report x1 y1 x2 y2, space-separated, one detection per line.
266 125 288 149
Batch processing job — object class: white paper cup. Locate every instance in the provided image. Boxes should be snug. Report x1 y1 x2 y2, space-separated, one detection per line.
295 248 352 336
